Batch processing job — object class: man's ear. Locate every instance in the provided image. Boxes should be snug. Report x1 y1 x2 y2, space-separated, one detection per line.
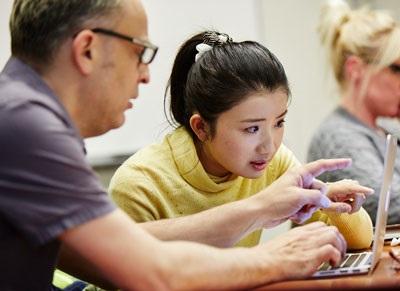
71 30 97 75
344 55 365 84
189 114 209 142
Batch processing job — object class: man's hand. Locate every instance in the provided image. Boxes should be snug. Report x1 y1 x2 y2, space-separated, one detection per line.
260 222 346 280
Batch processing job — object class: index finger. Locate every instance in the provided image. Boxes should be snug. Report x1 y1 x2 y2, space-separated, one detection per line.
300 159 352 187
339 184 374 197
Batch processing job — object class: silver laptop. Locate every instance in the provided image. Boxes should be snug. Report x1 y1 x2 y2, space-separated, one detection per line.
313 133 397 277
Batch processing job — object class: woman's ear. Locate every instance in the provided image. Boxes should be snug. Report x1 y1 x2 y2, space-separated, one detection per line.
344 55 365 84
71 29 97 75
190 114 209 142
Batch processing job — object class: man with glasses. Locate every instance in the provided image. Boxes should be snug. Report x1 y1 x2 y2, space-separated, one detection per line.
91 28 158 65
0 0 350 290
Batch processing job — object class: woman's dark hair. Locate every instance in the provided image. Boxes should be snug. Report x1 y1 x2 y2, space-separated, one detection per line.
164 30 291 138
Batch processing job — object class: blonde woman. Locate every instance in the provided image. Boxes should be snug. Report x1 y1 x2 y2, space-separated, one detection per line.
308 0 400 224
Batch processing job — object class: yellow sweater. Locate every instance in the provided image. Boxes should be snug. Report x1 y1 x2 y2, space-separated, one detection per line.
110 127 373 249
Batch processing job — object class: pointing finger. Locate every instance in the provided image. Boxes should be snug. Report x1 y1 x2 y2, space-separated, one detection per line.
300 159 352 187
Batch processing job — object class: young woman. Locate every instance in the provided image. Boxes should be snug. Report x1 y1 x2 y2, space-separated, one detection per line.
308 0 400 224
110 30 374 250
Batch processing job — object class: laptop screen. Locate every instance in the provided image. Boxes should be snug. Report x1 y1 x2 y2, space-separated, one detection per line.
370 134 397 271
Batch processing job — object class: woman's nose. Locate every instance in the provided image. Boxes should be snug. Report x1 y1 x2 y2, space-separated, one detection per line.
258 132 274 154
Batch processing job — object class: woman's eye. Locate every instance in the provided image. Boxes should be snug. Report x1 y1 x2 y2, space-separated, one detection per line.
245 126 259 133
276 119 286 128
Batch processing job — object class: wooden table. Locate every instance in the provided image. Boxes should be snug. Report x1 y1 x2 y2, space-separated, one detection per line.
254 246 400 290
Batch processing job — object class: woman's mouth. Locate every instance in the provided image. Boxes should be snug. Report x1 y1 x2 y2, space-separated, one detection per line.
250 160 267 171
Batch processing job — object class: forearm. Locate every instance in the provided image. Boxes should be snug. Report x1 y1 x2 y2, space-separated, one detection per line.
57 244 117 290
140 198 264 247
60 210 283 291
157 241 281 290
158 222 346 290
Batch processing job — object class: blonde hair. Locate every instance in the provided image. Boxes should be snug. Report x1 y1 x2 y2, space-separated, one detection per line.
319 0 400 90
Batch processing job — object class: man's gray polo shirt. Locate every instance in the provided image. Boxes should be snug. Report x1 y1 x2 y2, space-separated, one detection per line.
0 58 116 290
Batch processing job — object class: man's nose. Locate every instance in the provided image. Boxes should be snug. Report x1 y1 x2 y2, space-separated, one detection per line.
139 64 150 84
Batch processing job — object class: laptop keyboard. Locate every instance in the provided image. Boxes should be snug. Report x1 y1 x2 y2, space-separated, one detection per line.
318 252 372 271
342 253 364 268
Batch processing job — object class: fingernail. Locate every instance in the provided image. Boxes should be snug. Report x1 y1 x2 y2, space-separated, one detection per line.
321 196 331 208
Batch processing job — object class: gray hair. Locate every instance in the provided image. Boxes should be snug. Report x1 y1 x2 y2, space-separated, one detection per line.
10 0 123 66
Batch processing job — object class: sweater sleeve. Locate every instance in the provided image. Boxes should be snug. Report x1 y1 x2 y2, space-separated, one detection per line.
307 208 373 250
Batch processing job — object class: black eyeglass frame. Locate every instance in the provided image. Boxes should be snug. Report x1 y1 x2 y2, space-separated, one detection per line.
91 28 158 64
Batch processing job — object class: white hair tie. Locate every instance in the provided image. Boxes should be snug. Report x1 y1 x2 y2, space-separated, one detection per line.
217 34 229 43
195 43 212 62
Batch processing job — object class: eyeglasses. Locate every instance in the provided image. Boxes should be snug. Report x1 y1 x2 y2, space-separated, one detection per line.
91 28 158 64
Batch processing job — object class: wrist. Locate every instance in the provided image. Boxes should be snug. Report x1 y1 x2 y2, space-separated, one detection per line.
249 245 286 284
244 194 279 229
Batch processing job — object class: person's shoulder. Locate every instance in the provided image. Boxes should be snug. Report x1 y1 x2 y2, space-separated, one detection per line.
130 127 190 164
115 133 175 178
113 128 191 184
311 109 372 143
267 143 299 176
316 110 352 131
0 101 63 148
307 109 378 161
272 143 296 162
109 138 175 193
131 137 171 164
0 75 35 111
0 58 69 122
